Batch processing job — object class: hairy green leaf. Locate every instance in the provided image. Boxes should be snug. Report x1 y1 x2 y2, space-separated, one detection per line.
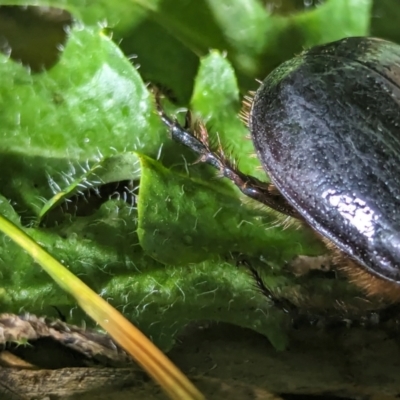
0 25 163 219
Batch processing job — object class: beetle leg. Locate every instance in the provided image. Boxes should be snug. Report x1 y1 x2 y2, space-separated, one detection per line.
154 91 300 218
239 259 297 314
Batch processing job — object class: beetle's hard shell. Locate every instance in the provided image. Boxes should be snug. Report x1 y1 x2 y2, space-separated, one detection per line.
250 37 400 283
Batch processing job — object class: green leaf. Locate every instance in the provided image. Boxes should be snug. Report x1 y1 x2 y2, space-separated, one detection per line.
117 18 200 105
116 0 372 95
37 151 141 224
0 194 289 350
0 1 372 99
0 25 163 219
137 155 325 266
371 0 400 44
190 50 265 180
0 0 144 28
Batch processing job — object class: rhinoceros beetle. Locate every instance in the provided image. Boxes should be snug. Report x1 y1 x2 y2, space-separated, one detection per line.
156 37 400 303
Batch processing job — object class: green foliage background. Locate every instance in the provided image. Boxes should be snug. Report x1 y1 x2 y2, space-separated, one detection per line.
0 0 396 350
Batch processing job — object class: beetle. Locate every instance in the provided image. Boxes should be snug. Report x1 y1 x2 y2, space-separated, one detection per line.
156 37 400 303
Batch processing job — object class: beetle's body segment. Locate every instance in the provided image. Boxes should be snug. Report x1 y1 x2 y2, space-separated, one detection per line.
250 37 400 285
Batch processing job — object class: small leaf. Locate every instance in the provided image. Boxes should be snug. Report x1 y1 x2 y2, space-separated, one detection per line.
191 50 265 180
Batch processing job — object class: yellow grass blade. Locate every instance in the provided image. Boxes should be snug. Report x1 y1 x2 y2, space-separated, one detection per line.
0 214 204 400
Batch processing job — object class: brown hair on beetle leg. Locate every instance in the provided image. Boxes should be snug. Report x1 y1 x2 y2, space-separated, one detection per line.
321 236 400 302
192 119 210 147
190 118 240 175
341 259 400 303
239 90 256 128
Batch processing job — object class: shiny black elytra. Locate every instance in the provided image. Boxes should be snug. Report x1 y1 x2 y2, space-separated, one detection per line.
156 37 400 302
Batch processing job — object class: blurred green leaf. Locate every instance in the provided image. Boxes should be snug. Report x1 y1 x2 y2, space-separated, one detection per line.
118 0 373 99
371 0 400 43
0 0 372 102
0 0 144 27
